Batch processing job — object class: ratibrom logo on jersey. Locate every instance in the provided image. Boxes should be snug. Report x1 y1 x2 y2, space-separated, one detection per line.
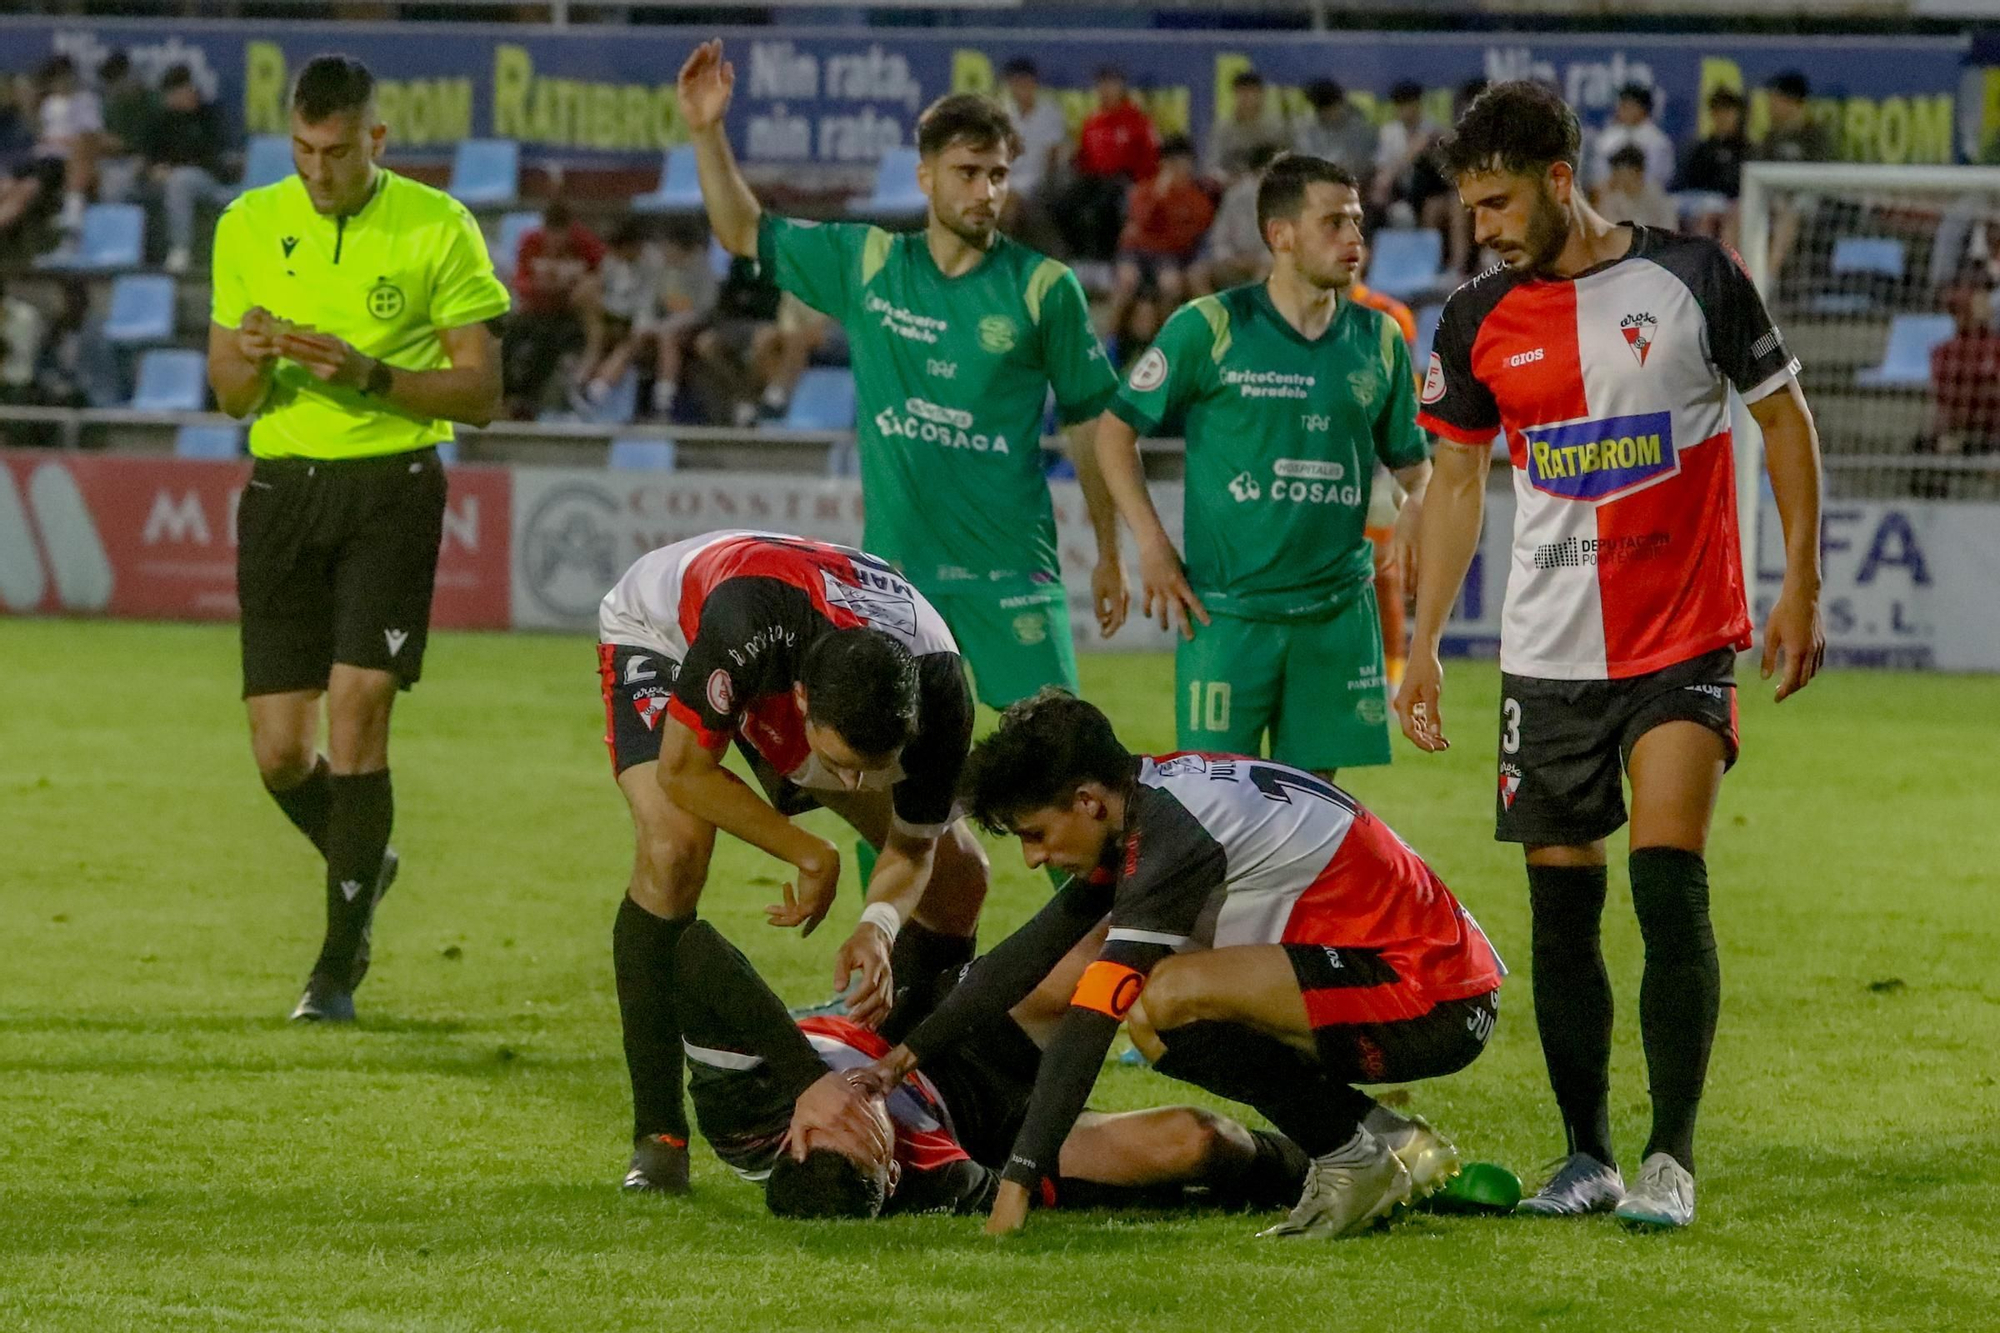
1523 410 1677 501
874 397 1011 454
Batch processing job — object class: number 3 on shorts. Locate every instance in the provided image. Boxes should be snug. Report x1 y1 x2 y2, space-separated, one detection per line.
1187 680 1232 732
1501 697 1522 754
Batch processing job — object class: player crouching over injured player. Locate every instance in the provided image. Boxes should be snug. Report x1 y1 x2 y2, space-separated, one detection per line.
673 918 1308 1219
855 691 1506 1237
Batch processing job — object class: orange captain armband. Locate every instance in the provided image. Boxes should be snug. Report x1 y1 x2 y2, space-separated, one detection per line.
1072 961 1147 1019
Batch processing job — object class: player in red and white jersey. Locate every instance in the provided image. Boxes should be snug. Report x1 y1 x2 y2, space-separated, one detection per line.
856 690 1505 1240
1394 83 1827 1230
671 918 1307 1220
595 530 986 1196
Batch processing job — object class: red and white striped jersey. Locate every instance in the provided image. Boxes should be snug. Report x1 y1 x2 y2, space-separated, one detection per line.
1102 753 1504 1016
1417 227 1799 680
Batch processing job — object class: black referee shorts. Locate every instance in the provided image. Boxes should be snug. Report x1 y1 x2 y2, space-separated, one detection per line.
236 448 448 698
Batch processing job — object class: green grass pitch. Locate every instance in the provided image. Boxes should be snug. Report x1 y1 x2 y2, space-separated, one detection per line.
3 618 1997 1331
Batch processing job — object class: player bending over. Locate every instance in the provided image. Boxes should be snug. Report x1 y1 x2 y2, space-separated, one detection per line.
598 531 986 1194
857 691 1505 1238
674 919 1308 1219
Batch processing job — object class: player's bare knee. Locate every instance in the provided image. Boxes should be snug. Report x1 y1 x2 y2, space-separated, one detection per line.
635 835 706 915
915 825 989 934
1168 1107 1241 1174
252 734 316 790
1136 956 1197 1032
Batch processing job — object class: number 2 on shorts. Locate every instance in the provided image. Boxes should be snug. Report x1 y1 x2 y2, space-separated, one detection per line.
1187 680 1232 732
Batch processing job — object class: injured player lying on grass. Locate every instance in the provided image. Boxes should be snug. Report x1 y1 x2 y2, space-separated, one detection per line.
852 689 1506 1238
671 918 1308 1220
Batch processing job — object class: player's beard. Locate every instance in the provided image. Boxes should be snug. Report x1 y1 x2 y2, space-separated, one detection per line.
938 202 998 249
1518 185 1572 274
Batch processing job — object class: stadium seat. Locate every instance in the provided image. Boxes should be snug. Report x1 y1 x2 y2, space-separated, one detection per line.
103 274 177 345
241 135 293 192
853 147 926 219
1831 236 1905 280
1414 303 1444 370
492 210 540 281
1367 228 1445 301
173 424 242 459
39 203 144 272
449 139 520 208
783 368 858 430
632 146 703 212
130 349 208 411
708 236 733 279
1855 313 1955 388
608 436 678 472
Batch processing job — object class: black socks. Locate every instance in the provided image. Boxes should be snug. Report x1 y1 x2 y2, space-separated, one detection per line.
1630 847 1719 1172
1151 1021 1374 1158
1526 863 1618 1167
613 896 694 1143
311 770 392 980
267 757 332 855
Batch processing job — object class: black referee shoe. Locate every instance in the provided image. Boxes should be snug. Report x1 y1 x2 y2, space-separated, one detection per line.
290 973 356 1024
623 1134 691 1194
347 847 400 991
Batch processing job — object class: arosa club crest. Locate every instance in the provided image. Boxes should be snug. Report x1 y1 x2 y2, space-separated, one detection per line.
1620 311 1657 367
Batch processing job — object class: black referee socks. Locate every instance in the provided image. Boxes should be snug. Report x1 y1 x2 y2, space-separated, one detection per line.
267 756 332 856
1630 846 1720 1173
613 896 693 1144
312 769 393 981
1526 863 1617 1166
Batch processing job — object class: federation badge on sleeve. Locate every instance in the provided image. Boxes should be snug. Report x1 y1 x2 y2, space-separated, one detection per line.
1129 346 1168 392
1420 351 1446 404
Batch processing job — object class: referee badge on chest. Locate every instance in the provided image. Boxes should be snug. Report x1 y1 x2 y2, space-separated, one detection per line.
366 277 406 321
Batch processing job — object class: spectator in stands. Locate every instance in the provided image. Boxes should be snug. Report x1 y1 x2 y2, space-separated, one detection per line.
1110 134 1214 334
1594 144 1677 231
95 51 154 203
1371 80 1444 227
0 277 48 406
1191 141 1280 294
1056 65 1158 262
145 65 231 274
682 254 822 426
999 56 1068 253
1675 87 1748 239
1587 84 1675 191
1292 80 1377 186
1923 268 2000 493
578 217 721 420
1204 69 1290 184
504 200 605 418
1756 71 1832 164
0 57 103 253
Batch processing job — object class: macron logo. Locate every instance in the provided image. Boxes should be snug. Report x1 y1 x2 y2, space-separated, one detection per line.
385 629 409 657
339 879 364 902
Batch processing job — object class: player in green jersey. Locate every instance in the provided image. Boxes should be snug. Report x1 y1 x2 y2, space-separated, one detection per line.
677 40 1129 710
1096 154 1433 776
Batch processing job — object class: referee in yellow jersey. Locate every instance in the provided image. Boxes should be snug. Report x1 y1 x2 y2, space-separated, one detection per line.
206 55 510 1022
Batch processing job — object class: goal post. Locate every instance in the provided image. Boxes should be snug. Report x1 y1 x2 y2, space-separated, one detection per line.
1736 161 2000 601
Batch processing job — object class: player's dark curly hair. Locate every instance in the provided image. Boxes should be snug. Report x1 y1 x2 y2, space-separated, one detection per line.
800 627 920 759
765 1148 888 1220
1437 80 1581 179
293 54 376 122
915 93 1023 161
960 688 1134 835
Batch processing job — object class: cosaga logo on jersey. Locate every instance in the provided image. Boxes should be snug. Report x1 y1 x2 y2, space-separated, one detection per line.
1524 410 1676 501
819 566 918 637
1621 312 1658 367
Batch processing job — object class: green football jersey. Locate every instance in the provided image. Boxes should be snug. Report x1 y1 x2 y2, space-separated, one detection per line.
1110 283 1429 621
758 215 1117 596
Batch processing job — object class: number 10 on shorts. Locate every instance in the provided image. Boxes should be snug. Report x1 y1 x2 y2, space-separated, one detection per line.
1187 680 1232 732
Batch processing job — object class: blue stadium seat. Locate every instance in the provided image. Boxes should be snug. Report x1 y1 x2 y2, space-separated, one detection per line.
1831 236 1905 280
242 135 293 192
708 236 733 279
632 146 704 212
1414 302 1444 371
40 204 145 272
1367 228 1445 301
608 436 678 472
449 139 520 208
173 424 242 459
103 274 177 345
783 368 857 430
435 439 460 466
1855 313 1955 388
130 350 207 411
492 210 540 281
854 147 926 219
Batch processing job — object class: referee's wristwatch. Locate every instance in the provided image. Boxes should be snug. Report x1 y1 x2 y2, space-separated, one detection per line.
363 358 393 397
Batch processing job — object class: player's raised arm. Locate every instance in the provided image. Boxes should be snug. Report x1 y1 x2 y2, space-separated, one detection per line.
1749 379 1826 701
678 40 761 256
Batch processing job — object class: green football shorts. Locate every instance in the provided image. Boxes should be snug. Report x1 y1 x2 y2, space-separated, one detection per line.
931 585 1080 711
1176 586 1392 772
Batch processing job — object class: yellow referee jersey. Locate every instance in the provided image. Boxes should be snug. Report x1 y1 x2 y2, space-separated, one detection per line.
210 170 512 460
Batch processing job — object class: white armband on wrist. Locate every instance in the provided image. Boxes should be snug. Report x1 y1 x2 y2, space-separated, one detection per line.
858 901 902 943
